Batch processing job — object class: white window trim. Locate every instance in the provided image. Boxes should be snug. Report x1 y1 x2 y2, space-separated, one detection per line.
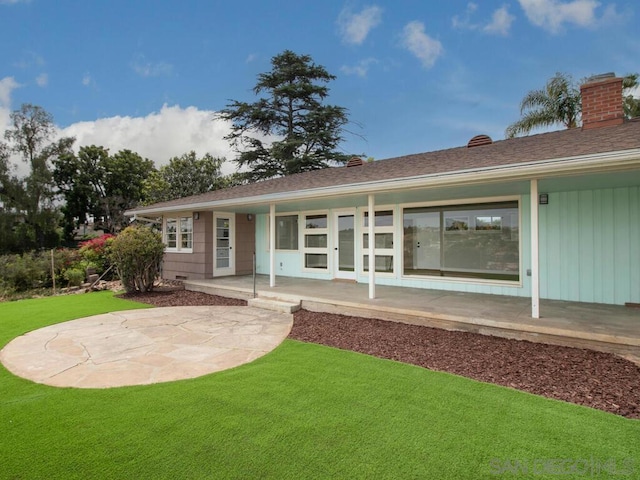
301 210 329 272
164 212 194 254
265 212 300 252
399 195 523 287
359 205 396 278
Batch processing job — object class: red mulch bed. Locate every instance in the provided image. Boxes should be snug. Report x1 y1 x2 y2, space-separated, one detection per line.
123 289 640 419
119 289 247 307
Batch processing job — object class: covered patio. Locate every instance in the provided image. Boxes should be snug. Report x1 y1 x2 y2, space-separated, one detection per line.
184 275 640 362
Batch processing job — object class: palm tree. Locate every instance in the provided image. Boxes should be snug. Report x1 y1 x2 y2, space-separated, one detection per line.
506 72 640 138
505 72 580 138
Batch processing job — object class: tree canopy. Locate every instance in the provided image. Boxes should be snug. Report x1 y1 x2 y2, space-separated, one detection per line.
218 50 352 181
143 151 227 205
1 104 74 252
53 146 154 237
506 72 640 138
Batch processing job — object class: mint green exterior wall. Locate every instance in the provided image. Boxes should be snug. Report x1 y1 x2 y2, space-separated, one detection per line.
253 186 639 305
255 213 332 280
255 196 532 298
539 186 640 304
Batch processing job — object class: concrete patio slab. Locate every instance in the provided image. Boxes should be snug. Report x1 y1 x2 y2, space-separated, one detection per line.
185 275 640 359
0 306 292 389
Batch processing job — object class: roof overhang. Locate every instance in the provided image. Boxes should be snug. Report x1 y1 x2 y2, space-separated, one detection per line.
127 148 640 216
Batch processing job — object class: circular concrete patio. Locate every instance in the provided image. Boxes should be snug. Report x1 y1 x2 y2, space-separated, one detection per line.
0 306 292 388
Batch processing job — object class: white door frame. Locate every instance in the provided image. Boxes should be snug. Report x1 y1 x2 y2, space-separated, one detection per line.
213 212 235 277
332 209 357 280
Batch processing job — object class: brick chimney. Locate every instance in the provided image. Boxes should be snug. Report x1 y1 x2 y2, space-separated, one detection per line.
580 73 624 130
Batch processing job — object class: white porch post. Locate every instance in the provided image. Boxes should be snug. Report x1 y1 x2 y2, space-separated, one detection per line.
269 203 276 288
368 194 375 299
530 179 540 319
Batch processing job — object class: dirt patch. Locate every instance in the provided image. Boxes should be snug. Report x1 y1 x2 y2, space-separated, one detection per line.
126 290 640 419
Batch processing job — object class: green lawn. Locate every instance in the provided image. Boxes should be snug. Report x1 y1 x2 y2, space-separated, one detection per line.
0 292 638 479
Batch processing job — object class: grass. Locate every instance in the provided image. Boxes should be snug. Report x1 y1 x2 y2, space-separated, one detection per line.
1 293 638 479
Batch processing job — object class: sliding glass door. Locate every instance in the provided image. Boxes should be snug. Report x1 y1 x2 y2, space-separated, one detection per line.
403 201 519 281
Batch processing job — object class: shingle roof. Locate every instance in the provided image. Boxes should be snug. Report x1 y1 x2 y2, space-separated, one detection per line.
132 119 640 212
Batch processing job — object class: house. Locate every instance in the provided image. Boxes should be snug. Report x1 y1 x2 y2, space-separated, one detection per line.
127 74 640 318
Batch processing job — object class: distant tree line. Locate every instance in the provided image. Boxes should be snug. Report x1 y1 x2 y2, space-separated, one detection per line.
0 104 238 254
0 50 360 254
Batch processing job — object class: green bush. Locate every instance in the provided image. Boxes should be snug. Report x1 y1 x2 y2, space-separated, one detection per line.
79 234 115 275
52 248 82 286
0 253 50 293
63 268 85 287
107 226 164 293
0 248 87 296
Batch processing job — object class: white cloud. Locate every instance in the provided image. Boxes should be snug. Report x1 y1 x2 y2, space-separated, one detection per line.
483 5 516 35
518 0 604 33
0 76 20 108
340 58 378 77
0 0 31 4
35 73 48 87
337 5 382 45
400 21 443 69
59 104 238 174
130 54 173 77
452 2 479 29
82 73 92 86
245 53 258 63
453 3 514 36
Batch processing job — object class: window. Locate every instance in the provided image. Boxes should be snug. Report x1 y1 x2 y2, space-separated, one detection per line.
164 215 193 252
166 218 177 249
180 217 193 248
362 209 395 274
276 215 298 250
303 213 328 270
403 201 519 281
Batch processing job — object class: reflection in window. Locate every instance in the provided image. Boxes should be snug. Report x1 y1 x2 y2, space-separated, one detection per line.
166 219 177 249
403 202 519 281
276 215 298 250
303 213 328 270
362 209 394 274
305 214 327 229
165 216 192 251
363 255 394 273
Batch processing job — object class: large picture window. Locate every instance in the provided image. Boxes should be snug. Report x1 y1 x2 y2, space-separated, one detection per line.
276 215 299 250
164 215 193 252
403 201 519 281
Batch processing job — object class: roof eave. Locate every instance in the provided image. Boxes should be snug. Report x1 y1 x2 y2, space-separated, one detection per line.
127 148 640 216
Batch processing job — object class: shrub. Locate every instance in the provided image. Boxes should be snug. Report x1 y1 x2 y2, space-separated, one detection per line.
107 226 164 293
0 253 50 293
63 268 85 287
52 248 82 285
79 234 115 274
0 248 89 297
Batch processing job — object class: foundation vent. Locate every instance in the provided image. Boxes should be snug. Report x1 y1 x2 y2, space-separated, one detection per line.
467 134 493 148
346 157 364 167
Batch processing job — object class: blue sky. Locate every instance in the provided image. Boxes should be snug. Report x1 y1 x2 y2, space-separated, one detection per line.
1 0 638 174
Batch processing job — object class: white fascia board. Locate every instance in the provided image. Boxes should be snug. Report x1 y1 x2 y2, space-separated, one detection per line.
127 148 640 216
